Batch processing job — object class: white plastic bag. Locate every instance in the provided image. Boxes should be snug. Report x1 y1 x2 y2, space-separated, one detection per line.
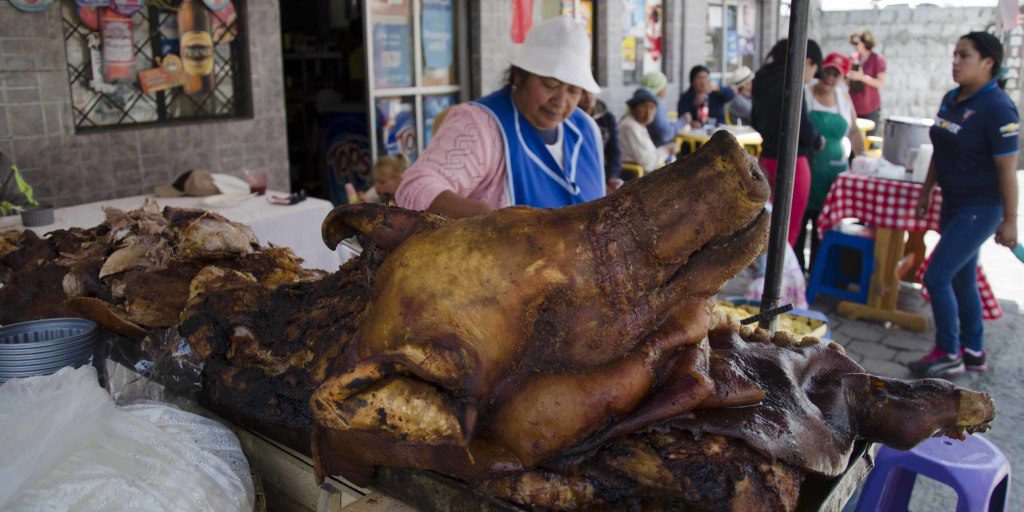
0 366 254 512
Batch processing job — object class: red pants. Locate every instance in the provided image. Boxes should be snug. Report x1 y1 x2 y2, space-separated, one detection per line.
758 156 810 248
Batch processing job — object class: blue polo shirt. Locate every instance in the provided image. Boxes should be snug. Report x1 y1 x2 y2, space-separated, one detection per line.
930 80 1019 208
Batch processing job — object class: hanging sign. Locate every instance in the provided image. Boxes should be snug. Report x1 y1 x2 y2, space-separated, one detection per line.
421 0 452 71
9 0 54 12
110 0 143 16
138 54 186 93
511 0 532 43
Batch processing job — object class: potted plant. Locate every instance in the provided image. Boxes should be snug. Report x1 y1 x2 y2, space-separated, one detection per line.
0 163 53 228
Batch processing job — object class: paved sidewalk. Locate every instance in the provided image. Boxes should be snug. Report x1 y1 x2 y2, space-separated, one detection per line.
724 225 1024 511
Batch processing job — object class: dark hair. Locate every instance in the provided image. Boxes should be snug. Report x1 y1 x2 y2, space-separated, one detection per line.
502 66 529 88
849 28 876 51
762 38 823 78
960 31 1005 88
689 65 710 84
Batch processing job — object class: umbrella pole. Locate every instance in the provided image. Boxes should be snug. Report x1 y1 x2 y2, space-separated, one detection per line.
759 0 811 331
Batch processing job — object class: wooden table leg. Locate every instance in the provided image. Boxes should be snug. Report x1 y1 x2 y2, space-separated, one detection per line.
836 228 928 332
899 231 927 283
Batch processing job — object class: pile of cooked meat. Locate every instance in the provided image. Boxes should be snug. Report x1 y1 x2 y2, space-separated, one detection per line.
0 133 995 512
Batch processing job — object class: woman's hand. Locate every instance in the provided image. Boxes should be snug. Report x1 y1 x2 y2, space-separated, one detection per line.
915 191 931 220
847 69 866 82
995 218 1018 248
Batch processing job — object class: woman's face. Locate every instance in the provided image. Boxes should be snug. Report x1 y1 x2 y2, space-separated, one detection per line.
513 73 583 131
850 36 868 56
632 101 657 125
692 71 711 95
803 60 819 84
952 38 993 85
819 66 841 90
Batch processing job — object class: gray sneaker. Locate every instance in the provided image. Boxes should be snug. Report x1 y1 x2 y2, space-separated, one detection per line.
907 348 966 379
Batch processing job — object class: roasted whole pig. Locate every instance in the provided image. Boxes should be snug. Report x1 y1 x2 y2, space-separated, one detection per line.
174 132 993 512
9 132 992 511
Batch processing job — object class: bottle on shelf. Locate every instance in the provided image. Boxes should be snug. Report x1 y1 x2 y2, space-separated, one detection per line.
179 0 215 95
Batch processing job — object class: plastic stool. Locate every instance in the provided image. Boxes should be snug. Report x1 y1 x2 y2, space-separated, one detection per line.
856 435 1011 512
806 223 875 304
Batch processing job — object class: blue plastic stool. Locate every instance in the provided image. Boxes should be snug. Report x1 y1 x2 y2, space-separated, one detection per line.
855 435 1011 512
806 223 876 305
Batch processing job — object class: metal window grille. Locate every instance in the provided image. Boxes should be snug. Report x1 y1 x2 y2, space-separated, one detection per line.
61 0 251 132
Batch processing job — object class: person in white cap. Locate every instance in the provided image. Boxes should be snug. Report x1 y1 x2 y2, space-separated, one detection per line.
726 65 754 125
396 16 605 217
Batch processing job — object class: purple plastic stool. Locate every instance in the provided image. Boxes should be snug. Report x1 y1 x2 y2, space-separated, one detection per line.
855 435 1010 512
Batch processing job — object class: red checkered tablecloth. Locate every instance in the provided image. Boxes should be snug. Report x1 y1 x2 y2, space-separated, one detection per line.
817 173 942 234
816 172 1001 320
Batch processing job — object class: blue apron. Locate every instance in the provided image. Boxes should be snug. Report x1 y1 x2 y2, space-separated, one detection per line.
474 87 604 208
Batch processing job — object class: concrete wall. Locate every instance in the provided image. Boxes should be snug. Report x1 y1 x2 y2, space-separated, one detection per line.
809 5 999 120
0 0 288 208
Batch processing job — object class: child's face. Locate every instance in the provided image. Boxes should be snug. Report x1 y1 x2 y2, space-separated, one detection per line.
375 175 400 195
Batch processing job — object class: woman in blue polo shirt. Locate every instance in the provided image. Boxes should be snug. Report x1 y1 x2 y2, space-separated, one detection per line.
909 32 1020 379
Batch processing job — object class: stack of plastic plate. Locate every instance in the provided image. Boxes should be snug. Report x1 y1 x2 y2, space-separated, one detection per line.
0 318 98 385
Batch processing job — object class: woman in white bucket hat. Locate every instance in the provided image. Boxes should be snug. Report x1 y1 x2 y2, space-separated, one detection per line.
396 16 605 218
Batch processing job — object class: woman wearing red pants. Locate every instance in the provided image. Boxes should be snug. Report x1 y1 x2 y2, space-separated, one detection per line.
751 39 826 247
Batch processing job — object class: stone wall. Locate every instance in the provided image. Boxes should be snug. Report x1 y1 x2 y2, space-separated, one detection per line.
810 5 999 120
0 0 287 208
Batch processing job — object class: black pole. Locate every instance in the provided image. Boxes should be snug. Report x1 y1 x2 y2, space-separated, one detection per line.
759 0 811 331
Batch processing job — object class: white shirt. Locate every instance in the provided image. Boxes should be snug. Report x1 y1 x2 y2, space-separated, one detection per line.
618 114 662 172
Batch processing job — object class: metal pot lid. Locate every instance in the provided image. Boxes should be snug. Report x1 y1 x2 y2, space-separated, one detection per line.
885 115 934 126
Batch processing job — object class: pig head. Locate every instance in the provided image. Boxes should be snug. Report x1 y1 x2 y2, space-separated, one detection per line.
312 131 771 484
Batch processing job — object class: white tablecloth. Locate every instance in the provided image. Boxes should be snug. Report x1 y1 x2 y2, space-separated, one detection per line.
1 192 344 272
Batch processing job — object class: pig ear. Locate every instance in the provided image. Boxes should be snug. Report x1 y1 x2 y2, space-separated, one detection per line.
322 204 450 252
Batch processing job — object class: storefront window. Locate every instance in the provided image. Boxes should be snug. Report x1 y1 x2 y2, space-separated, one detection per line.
622 0 663 84
706 0 760 83
365 0 466 163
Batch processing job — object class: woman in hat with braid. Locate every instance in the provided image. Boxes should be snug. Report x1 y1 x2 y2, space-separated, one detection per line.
396 16 605 218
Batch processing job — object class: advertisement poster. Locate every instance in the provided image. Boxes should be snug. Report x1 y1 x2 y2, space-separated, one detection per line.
373 22 412 88
376 97 418 162
423 94 456 146
422 0 453 71
324 112 372 205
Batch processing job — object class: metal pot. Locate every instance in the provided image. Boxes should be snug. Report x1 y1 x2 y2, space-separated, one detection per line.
883 116 934 167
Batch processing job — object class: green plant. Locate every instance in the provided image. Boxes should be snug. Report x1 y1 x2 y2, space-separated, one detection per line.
0 165 38 216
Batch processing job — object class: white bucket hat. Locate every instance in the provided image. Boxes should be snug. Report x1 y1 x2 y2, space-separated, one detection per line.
508 15 601 94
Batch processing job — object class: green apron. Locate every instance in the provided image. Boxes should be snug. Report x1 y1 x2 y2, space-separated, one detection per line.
807 108 849 212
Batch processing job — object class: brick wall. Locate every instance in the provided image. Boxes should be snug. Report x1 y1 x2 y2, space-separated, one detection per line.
810 6 999 120
0 0 288 208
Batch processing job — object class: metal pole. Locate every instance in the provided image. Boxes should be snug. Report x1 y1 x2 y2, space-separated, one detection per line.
759 0 810 331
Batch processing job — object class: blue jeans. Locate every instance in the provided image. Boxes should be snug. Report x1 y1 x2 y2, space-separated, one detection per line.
922 204 1003 354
